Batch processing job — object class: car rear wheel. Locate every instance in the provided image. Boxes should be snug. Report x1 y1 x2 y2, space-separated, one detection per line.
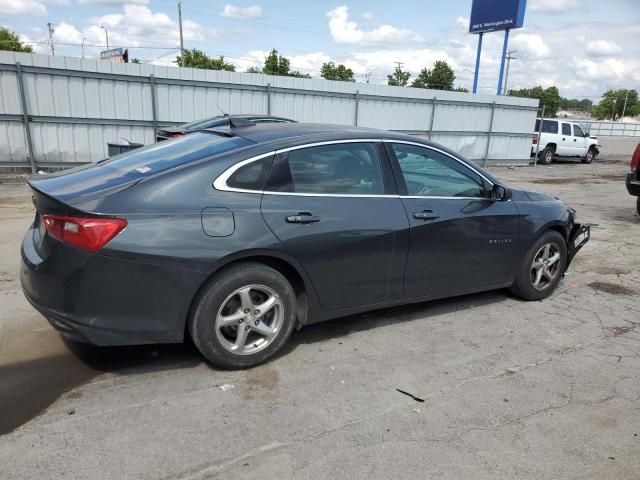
582 147 595 164
509 230 567 301
539 146 554 165
189 263 296 369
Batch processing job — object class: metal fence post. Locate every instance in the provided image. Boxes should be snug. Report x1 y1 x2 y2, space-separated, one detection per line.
16 62 36 173
266 83 271 115
149 74 158 140
427 96 437 140
482 101 496 168
533 104 545 166
354 90 359 126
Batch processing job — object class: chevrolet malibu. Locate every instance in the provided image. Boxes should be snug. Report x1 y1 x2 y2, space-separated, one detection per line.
21 122 590 368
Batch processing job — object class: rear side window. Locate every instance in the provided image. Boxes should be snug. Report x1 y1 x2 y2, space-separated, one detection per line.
226 156 273 190
562 123 571 135
102 133 253 176
266 143 385 195
535 119 558 134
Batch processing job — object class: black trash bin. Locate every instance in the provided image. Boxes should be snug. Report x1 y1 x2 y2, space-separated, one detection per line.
107 141 144 157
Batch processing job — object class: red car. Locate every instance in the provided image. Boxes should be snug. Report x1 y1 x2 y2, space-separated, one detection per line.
626 143 640 215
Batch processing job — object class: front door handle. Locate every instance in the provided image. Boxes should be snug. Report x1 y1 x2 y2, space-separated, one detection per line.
286 212 320 224
413 210 439 220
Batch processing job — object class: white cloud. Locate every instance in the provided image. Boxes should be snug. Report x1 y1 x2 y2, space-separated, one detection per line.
221 4 263 20
529 0 579 13
77 0 148 4
510 33 550 59
586 39 622 57
0 0 47 16
52 22 84 44
326 6 423 46
362 12 374 21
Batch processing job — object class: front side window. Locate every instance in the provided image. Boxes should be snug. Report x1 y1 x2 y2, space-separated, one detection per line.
573 125 585 137
391 143 486 198
562 123 571 136
266 143 385 195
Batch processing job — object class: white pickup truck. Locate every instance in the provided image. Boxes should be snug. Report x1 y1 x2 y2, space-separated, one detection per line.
532 118 599 165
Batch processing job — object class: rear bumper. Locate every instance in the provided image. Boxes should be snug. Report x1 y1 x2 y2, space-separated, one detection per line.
20 225 207 346
626 172 640 196
566 223 590 270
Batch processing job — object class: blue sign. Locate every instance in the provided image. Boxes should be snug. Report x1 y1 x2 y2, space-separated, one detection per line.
469 0 527 34
100 48 125 59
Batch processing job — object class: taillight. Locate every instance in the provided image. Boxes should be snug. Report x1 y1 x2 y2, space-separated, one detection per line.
170 132 184 138
631 143 640 172
532 135 538 145
43 215 127 253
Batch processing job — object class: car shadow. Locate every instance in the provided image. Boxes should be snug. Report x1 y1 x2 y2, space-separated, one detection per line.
277 290 510 359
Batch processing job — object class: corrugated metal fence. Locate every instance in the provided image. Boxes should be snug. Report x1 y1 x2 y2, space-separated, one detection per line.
0 52 539 170
580 120 640 137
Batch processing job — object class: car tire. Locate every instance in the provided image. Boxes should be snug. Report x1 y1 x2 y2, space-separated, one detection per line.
509 230 567 301
539 146 554 165
636 196 640 216
188 262 297 369
582 147 595 164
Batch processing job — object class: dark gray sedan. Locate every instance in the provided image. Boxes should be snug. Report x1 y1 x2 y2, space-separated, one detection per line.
21 122 590 368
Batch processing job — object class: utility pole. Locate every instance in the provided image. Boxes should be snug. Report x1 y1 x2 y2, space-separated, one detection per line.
621 89 630 119
47 23 55 55
502 50 517 96
178 1 185 67
394 61 404 71
81 37 86 59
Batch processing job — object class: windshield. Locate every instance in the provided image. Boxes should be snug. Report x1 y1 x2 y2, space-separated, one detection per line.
101 133 253 176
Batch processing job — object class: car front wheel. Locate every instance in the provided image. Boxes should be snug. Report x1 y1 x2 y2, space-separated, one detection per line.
582 147 595 164
189 262 297 369
509 230 567 301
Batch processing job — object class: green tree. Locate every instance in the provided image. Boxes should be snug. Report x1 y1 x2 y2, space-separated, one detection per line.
387 66 411 87
320 61 354 82
560 97 592 112
508 86 561 117
261 49 310 78
411 60 456 90
176 49 235 71
0 27 33 53
131 58 141 64
455 85 469 93
246 66 261 73
592 89 639 120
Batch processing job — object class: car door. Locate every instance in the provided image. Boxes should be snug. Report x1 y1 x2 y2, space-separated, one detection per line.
557 123 573 155
572 124 587 155
260 141 409 311
386 141 520 299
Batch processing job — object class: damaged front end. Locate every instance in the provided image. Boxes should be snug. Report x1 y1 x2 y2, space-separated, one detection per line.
565 223 590 271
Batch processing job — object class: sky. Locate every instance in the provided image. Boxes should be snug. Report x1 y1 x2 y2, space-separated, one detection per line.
1 0 639 100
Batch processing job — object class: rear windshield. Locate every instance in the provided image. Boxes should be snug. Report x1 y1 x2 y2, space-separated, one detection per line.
534 119 558 134
101 133 253 175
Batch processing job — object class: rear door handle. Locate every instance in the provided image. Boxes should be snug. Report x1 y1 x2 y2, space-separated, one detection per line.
286 213 320 224
413 210 439 220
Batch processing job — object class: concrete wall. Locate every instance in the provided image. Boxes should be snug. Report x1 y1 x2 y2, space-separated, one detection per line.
0 52 539 169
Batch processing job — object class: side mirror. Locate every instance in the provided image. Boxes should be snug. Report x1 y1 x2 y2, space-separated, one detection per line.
491 184 512 201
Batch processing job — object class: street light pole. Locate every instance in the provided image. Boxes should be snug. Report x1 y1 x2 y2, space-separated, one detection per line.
502 50 517 96
101 26 109 51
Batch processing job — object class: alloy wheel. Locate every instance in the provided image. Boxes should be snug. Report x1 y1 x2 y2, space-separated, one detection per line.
530 242 561 291
215 284 284 355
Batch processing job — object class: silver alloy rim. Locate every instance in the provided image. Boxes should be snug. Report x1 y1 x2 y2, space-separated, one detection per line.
545 151 552 163
215 284 283 355
586 150 593 161
530 243 561 291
